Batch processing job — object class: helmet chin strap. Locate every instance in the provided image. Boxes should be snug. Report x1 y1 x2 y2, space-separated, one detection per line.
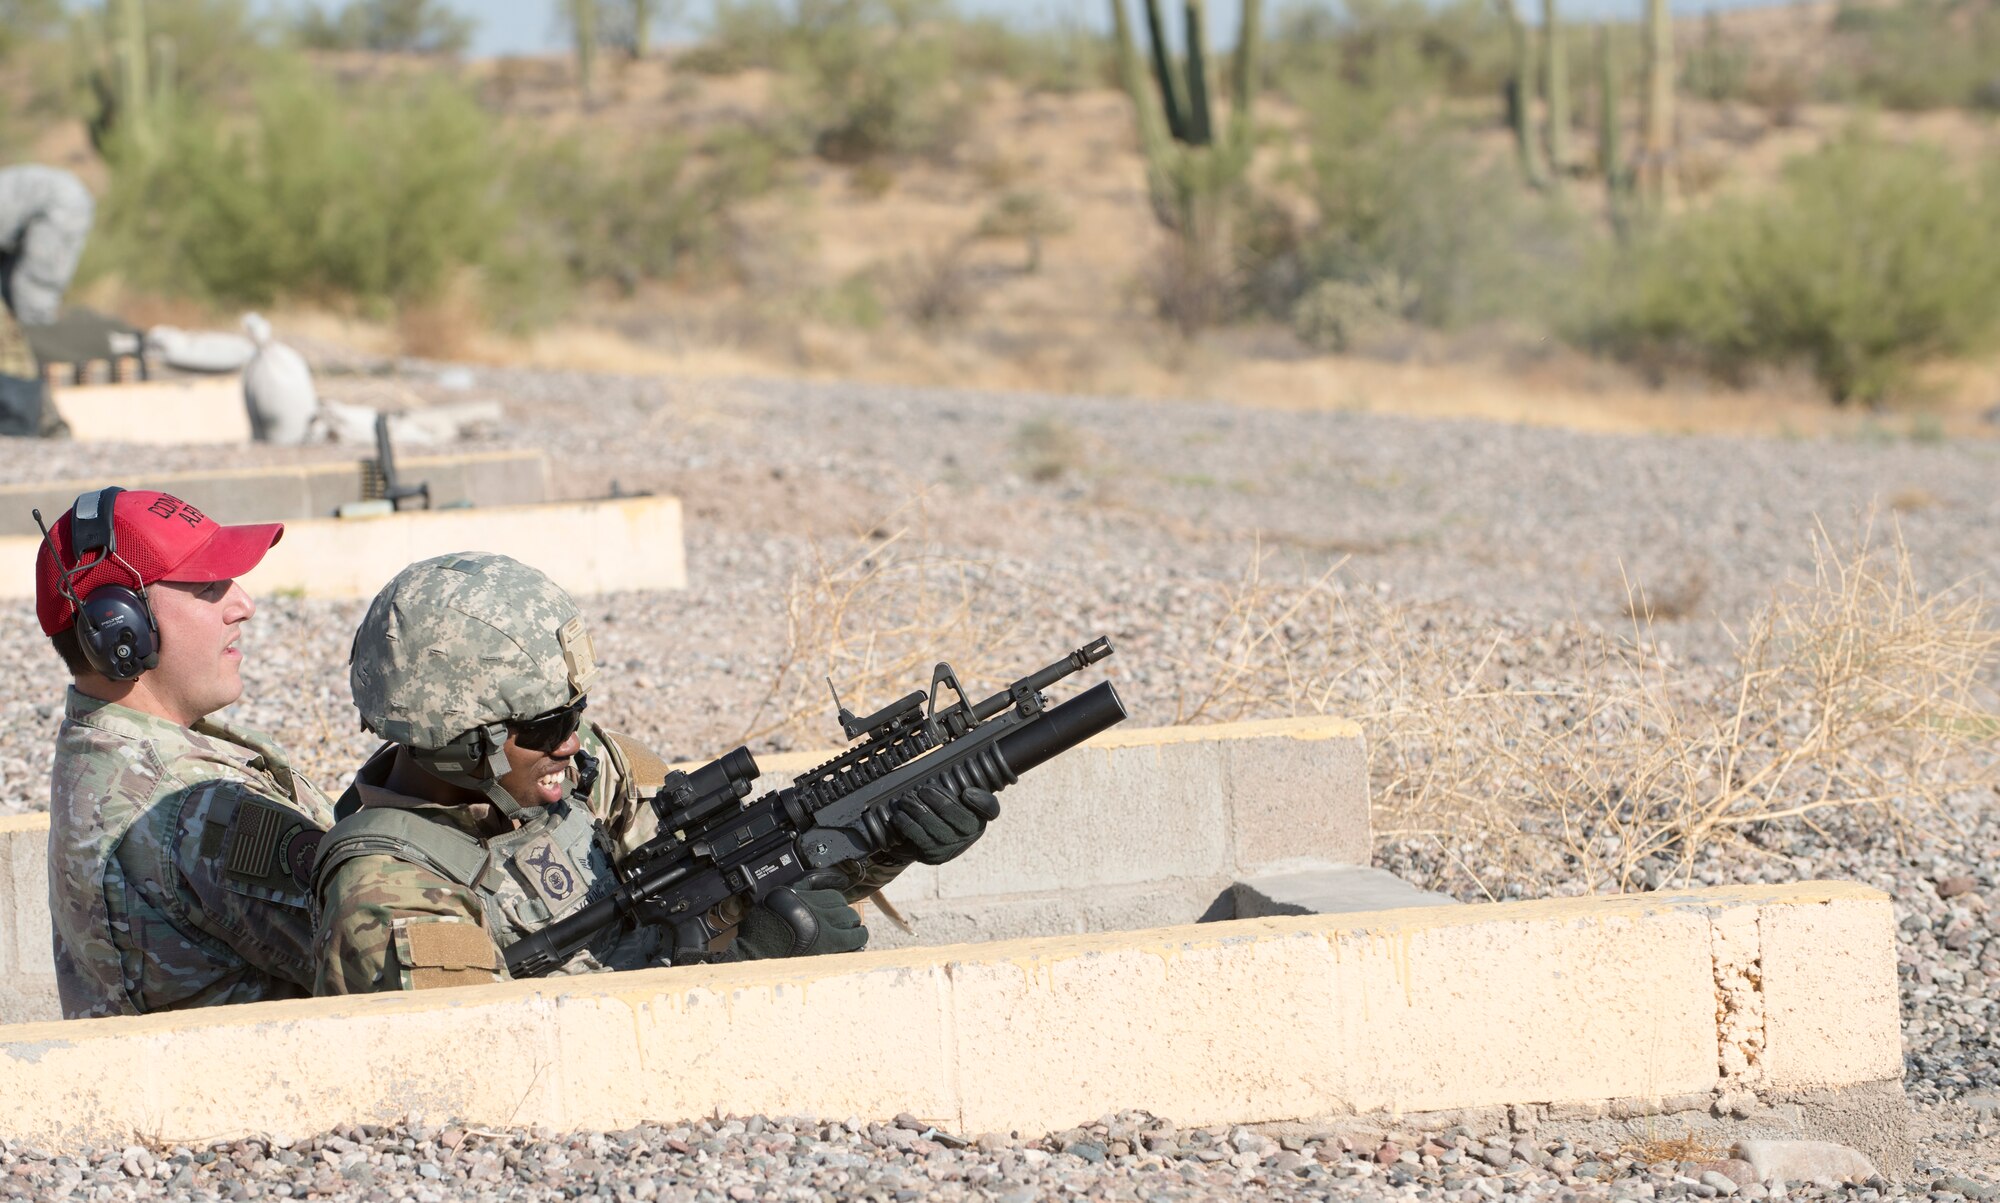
410 724 528 820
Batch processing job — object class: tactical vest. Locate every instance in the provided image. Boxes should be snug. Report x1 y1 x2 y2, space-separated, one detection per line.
312 791 658 978
49 710 332 1018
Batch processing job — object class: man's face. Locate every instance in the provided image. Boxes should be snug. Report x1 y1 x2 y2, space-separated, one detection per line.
145 578 255 724
496 727 584 811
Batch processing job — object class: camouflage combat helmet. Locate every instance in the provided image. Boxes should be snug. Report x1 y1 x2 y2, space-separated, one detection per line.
350 551 599 815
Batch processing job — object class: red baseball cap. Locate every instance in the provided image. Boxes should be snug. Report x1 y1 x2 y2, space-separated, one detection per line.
34 490 284 635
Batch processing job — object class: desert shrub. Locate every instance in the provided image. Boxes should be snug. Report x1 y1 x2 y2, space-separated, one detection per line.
683 0 971 161
944 15 1112 94
1830 0 2000 111
293 0 476 55
86 65 508 308
510 126 778 296
677 0 799 72
1587 131 2000 404
1170 528 1999 898
1681 10 1752 102
0 0 62 60
1267 0 1512 100
1269 73 1586 337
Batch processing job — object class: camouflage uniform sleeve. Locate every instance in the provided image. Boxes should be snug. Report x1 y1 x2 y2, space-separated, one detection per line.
312 855 505 995
167 778 324 988
583 723 667 861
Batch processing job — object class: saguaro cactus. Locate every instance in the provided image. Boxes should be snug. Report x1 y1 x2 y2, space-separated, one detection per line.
1112 0 1263 227
1639 0 1675 205
1597 24 1633 228
1491 0 1546 187
83 0 172 159
630 0 657 58
1108 0 1262 330
1542 0 1569 172
571 0 599 104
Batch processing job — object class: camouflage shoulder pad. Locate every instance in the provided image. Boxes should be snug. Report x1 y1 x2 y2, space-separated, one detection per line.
391 916 503 990
599 728 670 793
313 807 490 899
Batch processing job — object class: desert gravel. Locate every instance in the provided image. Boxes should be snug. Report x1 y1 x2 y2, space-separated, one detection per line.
3 363 1999 1193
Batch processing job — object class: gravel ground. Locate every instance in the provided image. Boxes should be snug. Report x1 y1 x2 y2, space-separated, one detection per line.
0 1111 1992 1203
3 363 1999 1193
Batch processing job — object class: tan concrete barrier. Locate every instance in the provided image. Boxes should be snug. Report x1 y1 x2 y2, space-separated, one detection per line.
0 814 54 1027
0 883 1901 1165
50 378 253 445
0 496 686 601
0 451 551 536
0 715 1367 1024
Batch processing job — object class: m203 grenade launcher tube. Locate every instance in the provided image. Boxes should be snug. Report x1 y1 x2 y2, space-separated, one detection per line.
504 637 1126 975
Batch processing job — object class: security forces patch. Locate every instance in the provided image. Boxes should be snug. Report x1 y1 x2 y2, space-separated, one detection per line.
282 827 324 891
517 834 584 916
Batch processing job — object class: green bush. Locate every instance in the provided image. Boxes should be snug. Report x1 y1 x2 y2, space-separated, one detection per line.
1830 0 2000 111
86 65 509 308
1588 132 2000 404
293 0 476 55
682 0 971 162
1271 74 1585 335
1267 0 1512 101
510 125 780 294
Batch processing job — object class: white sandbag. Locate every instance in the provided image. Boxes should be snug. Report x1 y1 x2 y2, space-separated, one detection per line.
145 326 255 374
240 313 318 444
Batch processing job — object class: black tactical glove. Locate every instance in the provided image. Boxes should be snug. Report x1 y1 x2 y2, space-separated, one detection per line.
733 875 868 959
890 784 1000 866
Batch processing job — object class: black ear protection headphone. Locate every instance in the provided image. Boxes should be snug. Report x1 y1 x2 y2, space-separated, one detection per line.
33 487 162 682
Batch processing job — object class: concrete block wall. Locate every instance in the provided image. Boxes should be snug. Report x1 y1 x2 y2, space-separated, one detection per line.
0 450 551 536
0 496 687 601
672 715 1368 950
49 379 251 444
0 883 1904 1167
0 716 1367 1024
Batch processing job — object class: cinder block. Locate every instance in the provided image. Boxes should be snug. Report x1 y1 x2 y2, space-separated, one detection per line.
1232 862 1458 919
935 739 1230 898
51 378 253 444
1758 891 1903 1089
0 817 56 1025
0 451 553 536
1218 715 1371 873
0 496 687 600
863 878 1232 950
0 883 1896 1149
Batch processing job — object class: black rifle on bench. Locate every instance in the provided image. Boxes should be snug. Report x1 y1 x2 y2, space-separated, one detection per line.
505 637 1127 974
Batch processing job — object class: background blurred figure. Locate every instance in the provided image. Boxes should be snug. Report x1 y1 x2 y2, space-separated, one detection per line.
0 164 94 437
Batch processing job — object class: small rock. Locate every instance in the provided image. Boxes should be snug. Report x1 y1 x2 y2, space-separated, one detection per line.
1482 1145 1514 1168
1698 1159 1760 1188
1064 1141 1107 1164
1377 1142 1402 1166
1732 1141 1878 1188
1939 876 1979 899
1702 1171 1741 1195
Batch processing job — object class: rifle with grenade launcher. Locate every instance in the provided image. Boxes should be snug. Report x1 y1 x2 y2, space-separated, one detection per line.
505 637 1127 973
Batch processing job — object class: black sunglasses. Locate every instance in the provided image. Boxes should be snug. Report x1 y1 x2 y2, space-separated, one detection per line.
507 696 587 753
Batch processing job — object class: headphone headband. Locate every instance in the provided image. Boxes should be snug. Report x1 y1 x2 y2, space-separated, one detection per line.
30 487 160 681
70 486 124 564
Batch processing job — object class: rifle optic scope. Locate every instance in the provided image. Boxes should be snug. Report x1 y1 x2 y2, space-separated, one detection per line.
655 745 761 833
